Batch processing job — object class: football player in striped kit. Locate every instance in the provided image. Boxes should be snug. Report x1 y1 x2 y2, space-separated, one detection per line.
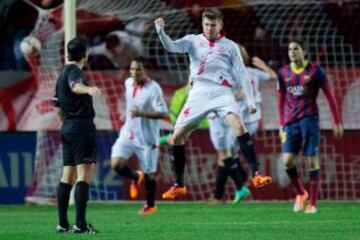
277 40 343 213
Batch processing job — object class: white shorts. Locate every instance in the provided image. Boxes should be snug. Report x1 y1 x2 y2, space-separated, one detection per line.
207 114 236 151
245 121 260 136
175 84 241 128
111 138 159 174
207 114 260 151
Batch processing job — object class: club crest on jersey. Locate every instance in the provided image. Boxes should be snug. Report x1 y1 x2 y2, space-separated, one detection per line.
217 46 226 54
304 75 311 82
199 42 206 48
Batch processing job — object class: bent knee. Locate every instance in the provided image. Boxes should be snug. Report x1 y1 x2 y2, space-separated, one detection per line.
76 164 94 183
306 156 319 169
172 133 186 145
145 173 156 181
61 166 76 184
282 154 295 168
61 175 75 185
111 158 126 170
232 121 246 136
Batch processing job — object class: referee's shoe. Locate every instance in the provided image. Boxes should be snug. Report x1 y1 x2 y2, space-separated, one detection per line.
56 224 71 233
73 223 98 234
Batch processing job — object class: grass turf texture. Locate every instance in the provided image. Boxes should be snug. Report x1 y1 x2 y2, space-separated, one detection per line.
0 202 359 240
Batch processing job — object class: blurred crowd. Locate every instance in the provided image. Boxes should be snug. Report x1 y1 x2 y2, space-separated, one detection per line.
1 0 359 72
0 0 62 70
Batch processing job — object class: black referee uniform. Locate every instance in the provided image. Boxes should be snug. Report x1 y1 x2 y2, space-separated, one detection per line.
54 64 97 166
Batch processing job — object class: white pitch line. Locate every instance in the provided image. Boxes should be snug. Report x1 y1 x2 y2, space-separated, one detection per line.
191 220 357 226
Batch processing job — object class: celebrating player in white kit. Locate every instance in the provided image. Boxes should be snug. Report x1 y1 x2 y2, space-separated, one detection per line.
207 45 277 204
155 8 272 200
110 57 168 214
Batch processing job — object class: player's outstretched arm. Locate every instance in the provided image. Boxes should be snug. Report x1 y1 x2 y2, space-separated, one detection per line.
154 17 190 53
252 56 277 81
72 83 102 97
232 46 256 113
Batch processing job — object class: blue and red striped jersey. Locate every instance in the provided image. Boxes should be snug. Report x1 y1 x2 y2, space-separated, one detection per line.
277 62 341 127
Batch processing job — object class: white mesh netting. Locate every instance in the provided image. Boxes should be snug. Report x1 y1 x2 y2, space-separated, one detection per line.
24 0 360 202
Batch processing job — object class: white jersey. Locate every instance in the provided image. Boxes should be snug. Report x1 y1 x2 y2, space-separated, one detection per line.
238 67 270 123
119 77 168 145
155 25 256 108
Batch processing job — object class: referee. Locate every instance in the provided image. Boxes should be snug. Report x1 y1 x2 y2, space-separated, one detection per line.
53 37 101 234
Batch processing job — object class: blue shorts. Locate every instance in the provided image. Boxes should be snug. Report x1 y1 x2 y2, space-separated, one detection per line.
281 117 320 156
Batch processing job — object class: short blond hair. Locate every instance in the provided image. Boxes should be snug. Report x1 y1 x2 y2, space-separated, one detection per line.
202 8 223 24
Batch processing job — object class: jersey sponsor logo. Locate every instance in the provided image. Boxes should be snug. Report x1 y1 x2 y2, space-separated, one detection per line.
287 85 305 96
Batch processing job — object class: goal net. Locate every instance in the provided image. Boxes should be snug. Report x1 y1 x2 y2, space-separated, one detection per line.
24 0 360 203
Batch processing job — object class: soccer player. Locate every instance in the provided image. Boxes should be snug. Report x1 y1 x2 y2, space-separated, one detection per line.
110 57 168 214
154 8 272 200
208 45 277 204
159 82 208 145
277 40 343 214
53 37 101 233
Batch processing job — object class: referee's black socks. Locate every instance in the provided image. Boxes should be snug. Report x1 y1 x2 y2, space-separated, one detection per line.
237 133 259 176
172 145 186 187
57 182 72 228
75 181 89 228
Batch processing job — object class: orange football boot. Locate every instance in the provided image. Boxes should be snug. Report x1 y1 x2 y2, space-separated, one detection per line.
252 172 272 188
130 170 144 199
162 184 187 200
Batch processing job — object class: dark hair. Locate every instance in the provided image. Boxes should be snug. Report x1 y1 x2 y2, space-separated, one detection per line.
289 38 306 49
67 37 88 61
202 8 223 23
288 38 308 57
105 34 121 50
131 56 147 67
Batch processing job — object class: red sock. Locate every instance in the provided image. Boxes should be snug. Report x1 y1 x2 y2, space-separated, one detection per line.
309 169 320 206
286 167 305 195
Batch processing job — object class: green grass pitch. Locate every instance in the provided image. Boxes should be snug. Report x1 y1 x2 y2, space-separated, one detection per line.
0 202 359 240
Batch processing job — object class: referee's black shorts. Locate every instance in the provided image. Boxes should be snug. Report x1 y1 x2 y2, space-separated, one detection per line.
61 120 97 166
